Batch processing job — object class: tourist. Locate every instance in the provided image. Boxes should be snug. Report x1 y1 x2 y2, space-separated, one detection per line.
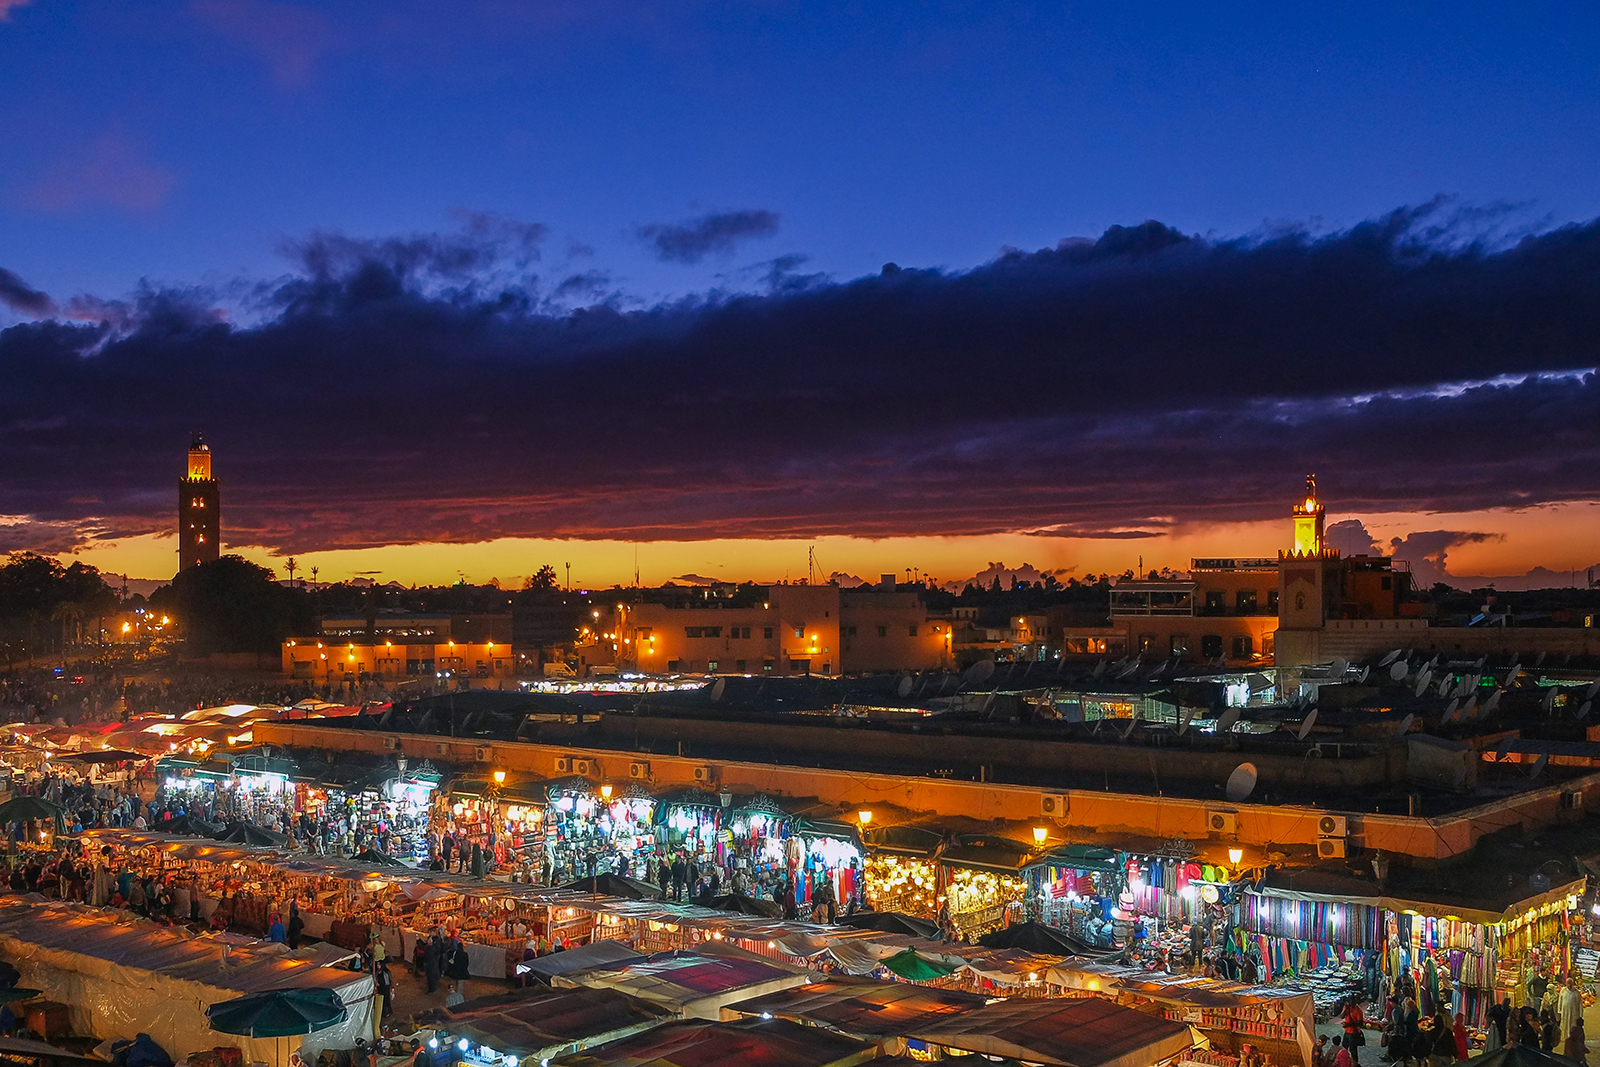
1486 998 1509 1052
1340 998 1366 1067
267 914 286 943
1565 1018 1587 1065
1451 1014 1468 1061
375 962 393 1019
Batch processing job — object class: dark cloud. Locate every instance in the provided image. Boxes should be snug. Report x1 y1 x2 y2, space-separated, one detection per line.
0 268 54 316
1 202 1599 561
638 209 780 263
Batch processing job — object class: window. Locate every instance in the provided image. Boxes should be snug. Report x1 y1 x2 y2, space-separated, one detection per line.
707 660 719 672
1204 591 1225 614
735 659 746 672
685 626 723 638
728 626 750 640
763 658 775 672
1236 590 1258 614
668 659 683 671
1267 590 1279 613
1170 634 1189 656
843 626 858 638
908 624 918 637
1139 633 1157 653
794 627 805 639
1231 635 1253 659
1380 576 1392 590
877 625 888 638
763 627 773 639
1201 634 1223 658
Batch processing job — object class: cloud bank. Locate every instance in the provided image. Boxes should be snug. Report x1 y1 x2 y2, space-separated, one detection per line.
1 202 1597 565
638 209 780 263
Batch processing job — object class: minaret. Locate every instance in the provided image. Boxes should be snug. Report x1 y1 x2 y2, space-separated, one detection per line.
179 434 220 570
1291 473 1325 557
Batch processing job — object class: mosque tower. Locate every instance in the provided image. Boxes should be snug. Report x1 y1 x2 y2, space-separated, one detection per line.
1291 473 1325 557
178 433 220 570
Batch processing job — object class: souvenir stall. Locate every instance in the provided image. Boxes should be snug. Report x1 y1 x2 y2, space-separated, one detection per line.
1047 959 1316 1067
544 780 657 884
715 795 788 899
795 817 865 919
1118 851 1229 971
861 825 945 919
315 761 438 861
937 836 1031 941
654 789 727 890
1027 845 1124 948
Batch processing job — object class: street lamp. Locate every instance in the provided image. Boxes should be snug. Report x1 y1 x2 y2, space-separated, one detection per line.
1033 827 1048 845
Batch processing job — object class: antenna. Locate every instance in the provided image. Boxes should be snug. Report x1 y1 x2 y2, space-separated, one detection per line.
1296 708 1318 741
1225 762 1258 803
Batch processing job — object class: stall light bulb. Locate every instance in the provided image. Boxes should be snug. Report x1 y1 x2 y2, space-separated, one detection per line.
428 1040 438 1050
458 1039 469 1052
1228 848 1244 865
507 1059 517 1067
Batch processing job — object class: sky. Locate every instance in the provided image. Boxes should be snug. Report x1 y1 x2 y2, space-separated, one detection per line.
1 1 1598 590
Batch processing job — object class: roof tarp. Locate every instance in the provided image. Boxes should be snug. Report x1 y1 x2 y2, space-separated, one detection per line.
0 901 372 1065
554 949 813 1020
723 978 985 1037
559 1017 878 1067
909 996 1197 1067
443 987 671 1061
517 939 646 981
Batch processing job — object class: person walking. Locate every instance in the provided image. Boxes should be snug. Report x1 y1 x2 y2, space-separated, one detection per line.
375 962 393 1019
1341 998 1367 1067
671 854 687 902
657 857 671 899
423 931 442 994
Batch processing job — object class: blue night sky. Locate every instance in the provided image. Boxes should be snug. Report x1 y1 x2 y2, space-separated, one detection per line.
2 1 1598 588
5 1 1599 303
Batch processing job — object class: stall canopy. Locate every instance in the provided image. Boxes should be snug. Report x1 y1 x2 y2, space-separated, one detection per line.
50 750 147 765
441 988 671 1063
909 996 1197 1067
0 902 372 1067
978 919 1109 956
839 912 936 938
1460 1048 1584 1067
516 940 647 982
1255 867 1587 927
554 947 813 1020
724 978 985 1038
560 874 664 900
559 1017 878 1067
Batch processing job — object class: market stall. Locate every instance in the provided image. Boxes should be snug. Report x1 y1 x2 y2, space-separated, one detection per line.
937 835 1031 940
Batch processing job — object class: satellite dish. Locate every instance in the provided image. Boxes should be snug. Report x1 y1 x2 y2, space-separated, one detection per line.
896 675 913 699
1296 708 1319 741
1119 708 1142 740
1463 694 1477 718
966 659 995 686
1092 658 1106 679
1527 754 1549 779
1542 687 1558 712
981 691 996 714
1417 667 1433 690
1482 690 1502 714
1579 700 1593 722
709 677 726 703
1414 677 1430 698
1441 705 1458 725
1217 708 1241 734
1390 661 1409 682
1495 735 1514 760
1380 649 1404 667
1444 698 1459 719
1587 679 1600 700
1505 667 1521 687
1225 762 1259 803
1535 651 1548 668
1331 657 1349 678
1437 677 1451 697
1179 707 1197 735
1359 666 1370 683
1392 713 1414 738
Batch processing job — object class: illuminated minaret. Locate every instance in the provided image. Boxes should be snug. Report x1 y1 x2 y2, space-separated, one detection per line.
178 434 220 570
1291 473 1325 557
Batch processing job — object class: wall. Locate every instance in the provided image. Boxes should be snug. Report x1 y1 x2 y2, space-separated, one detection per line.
255 721 1600 863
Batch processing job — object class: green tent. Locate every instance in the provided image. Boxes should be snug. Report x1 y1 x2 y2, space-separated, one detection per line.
880 948 959 982
205 989 348 1038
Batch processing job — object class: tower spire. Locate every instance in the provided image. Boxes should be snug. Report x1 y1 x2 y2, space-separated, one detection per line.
1291 473 1326 556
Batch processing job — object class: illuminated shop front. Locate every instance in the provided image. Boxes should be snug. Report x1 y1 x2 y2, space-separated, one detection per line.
938 835 1031 940
862 824 945 918
544 779 656 883
1028 844 1123 948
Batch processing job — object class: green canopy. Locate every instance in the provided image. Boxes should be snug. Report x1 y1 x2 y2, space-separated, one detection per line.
880 948 959 982
0 796 64 824
0 989 42 1005
205 989 348 1039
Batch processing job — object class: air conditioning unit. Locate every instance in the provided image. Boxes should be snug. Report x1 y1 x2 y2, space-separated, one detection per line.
1318 814 1348 837
691 765 715 784
629 761 651 780
383 736 399 751
1041 794 1066 817
1318 838 1349 859
1207 811 1237 834
573 758 595 777
554 756 573 774
1562 790 1585 810
475 746 492 763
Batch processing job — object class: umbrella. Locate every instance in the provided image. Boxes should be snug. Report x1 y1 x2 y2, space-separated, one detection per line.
558 873 664 900
0 797 65 824
351 848 407 867
841 911 938 938
1461 1049 1584 1067
207 989 348 1038
703 893 782 918
880 948 960 982
210 822 289 847
977 920 1106 956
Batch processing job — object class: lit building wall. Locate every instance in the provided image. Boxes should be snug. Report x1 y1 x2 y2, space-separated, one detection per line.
281 638 515 680
178 435 220 571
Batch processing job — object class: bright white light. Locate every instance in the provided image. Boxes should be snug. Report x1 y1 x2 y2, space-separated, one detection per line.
458 1039 469 1052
